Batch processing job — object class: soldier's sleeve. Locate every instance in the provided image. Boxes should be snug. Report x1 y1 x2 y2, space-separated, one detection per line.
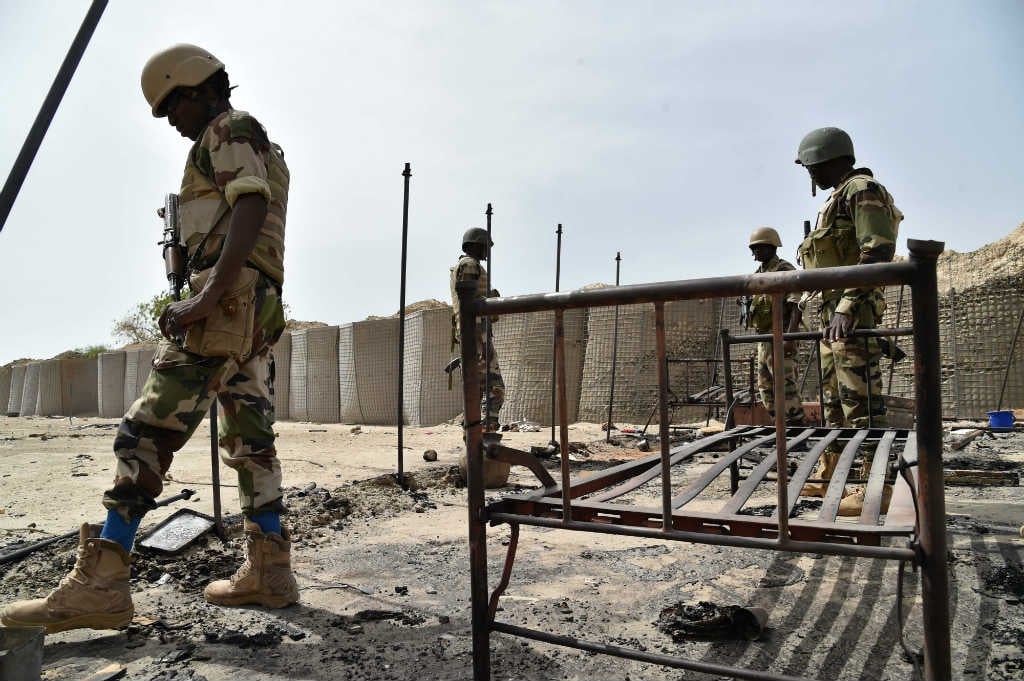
835 182 898 316
455 257 481 282
205 113 272 207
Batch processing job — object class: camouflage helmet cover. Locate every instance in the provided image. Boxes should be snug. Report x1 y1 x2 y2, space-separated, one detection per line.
749 227 782 248
795 127 855 166
462 227 493 248
142 44 225 117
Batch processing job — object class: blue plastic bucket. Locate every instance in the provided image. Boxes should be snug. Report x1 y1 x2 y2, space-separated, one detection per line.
987 410 1015 430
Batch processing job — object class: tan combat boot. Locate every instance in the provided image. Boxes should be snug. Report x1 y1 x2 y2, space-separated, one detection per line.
801 451 843 497
205 520 299 608
1 524 132 634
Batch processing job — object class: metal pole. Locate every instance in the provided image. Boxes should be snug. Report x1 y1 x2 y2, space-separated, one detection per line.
887 285 905 395
456 279 490 681
0 0 108 234
605 251 621 443
655 303 673 530
555 310 571 524
397 163 411 484
549 224 563 448
908 239 951 681
210 404 223 539
484 204 493 431
770 293 790 542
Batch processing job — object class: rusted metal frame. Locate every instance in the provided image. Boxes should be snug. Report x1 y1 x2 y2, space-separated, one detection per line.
483 442 557 490
485 511 916 559
490 494 915 541
817 430 870 521
884 432 918 529
491 621 812 681
859 430 897 524
456 279 490 681
654 303 673 530
606 251 621 443
907 239 951 681
887 285 905 394
719 428 816 515
726 328 912 344
772 429 843 520
522 426 760 502
720 328 743 493
555 310 572 523
865 335 875 429
487 523 519 621
770 293 791 542
670 431 782 508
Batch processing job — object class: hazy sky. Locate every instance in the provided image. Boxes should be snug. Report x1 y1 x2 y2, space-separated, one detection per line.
2 1 1022 366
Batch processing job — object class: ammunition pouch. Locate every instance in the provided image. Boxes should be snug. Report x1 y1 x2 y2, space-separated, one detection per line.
183 267 259 360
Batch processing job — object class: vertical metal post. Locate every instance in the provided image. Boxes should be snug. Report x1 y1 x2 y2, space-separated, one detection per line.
908 239 951 681
655 303 673 530
865 335 874 429
0 0 108 233
210 403 223 539
555 310 571 523
396 163 411 484
771 294 790 541
550 224 563 446
457 280 490 681
816 340 826 427
721 329 740 494
887 285 905 394
605 251 621 443
484 204 494 430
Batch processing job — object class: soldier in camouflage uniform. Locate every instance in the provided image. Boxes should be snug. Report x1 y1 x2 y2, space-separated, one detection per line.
746 227 806 425
451 227 505 432
794 127 903 513
2 44 297 635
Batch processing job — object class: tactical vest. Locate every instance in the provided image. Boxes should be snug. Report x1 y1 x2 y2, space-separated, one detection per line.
749 256 796 333
178 110 289 285
450 254 489 341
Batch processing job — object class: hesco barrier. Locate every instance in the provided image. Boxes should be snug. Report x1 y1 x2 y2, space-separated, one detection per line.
36 360 63 416
289 326 340 423
272 331 291 421
0 366 11 417
20 363 41 417
123 348 156 410
7 364 26 416
402 308 461 426
98 352 126 418
62 358 99 416
492 310 587 425
339 319 399 424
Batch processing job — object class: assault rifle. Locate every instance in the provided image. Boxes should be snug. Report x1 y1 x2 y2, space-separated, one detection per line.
738 295 753 330
157 193 184 301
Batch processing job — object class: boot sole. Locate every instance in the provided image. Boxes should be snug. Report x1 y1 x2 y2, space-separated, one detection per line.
205 593 298 608
1 608 133 634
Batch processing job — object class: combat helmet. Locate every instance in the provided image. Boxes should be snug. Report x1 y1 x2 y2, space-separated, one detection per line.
462 227 493 249
142 44 225 117
749 227 782 248
795 127 855 166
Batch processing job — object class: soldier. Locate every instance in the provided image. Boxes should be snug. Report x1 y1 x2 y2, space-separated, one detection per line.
746 227 806 426
2 44 297 634
794 126 903 514
451 227 505 433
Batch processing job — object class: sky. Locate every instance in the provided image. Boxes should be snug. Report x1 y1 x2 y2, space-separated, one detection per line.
2 1 1023 366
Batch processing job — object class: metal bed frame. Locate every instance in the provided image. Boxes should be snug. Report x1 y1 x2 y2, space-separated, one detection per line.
457 239 950 681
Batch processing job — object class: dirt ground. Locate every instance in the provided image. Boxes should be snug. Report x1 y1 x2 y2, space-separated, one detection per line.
1 416 1022 681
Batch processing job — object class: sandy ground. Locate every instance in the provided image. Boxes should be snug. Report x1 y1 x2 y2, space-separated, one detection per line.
1 415 1023 681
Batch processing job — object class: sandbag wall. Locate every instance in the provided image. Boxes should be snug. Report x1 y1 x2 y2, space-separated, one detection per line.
339 319 399 424
289 326 340 423
272 331 291 420
98 351 126 418
402 308 462 426
492 309 587 425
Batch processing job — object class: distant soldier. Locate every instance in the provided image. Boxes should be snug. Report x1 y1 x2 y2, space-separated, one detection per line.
746 227 806 426
450 227 505 432
795 127 903 513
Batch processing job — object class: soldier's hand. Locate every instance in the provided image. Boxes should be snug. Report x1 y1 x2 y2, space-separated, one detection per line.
159 295 218 340
824 312 855 342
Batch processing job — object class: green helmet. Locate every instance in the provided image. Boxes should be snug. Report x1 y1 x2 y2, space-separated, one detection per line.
795 127 855 166
462 227 492 249
749 227 782 248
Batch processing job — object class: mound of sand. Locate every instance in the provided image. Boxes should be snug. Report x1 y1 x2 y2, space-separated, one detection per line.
937 220 1024 293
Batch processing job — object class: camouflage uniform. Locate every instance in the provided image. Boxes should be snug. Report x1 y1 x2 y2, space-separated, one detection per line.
107 110 289 520
750 256 806 424
798 169 902 428
450 254 504 431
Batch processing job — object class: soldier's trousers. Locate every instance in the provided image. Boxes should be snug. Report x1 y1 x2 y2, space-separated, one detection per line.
756 341 805 424
475 333 504 431
819 336 887 428
105 281 286 520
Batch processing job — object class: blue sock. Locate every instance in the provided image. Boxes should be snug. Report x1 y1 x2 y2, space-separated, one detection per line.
248 510 281 535
99 509 143 552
